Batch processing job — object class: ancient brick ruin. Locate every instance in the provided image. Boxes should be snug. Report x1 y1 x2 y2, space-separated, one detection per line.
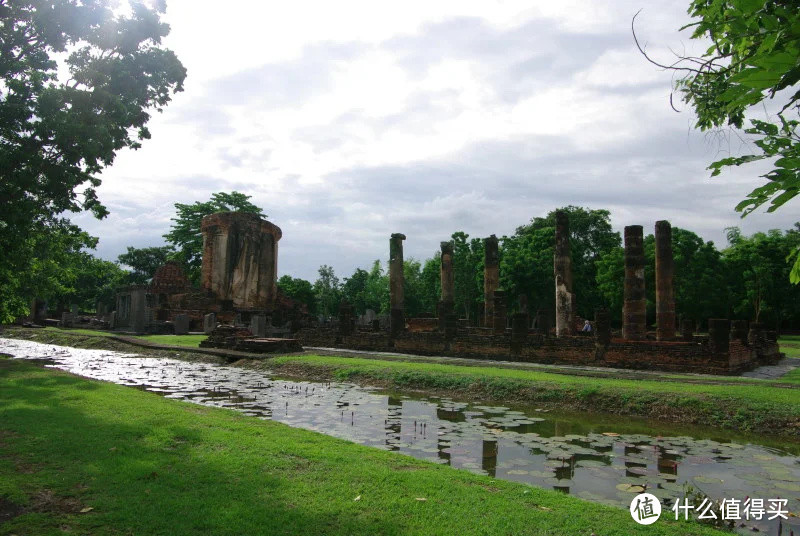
103 209 784 372
112 212 307 343
295 215 781 375
201 212 281 310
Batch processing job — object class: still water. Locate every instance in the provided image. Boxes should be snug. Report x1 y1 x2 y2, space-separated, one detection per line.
2 338 798 534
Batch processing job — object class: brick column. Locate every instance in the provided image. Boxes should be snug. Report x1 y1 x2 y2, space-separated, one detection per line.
680 318 695 341
623 225 646 340
655 220 675 340
484 235 499 327
492 290 507 334
439 241 455 331
510 312 529 355
594 307 611 360
730 320 749 345
554 211 575 337
389 233 406 338
708 318 731 355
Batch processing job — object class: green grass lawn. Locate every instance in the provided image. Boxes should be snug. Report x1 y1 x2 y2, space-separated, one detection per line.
0 358 729 536
779 336 800 358
271 355 800 405
6 328 799 435
37 327 205 348
266 354 800 436
135 334 205 347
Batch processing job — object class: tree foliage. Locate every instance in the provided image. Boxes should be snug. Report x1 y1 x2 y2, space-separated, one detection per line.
163 192 264 285
451 232 484 321
0 0 185 319
277 275 316 314
724 226 800 327
117 245 174 285
0 218 126 321
502 206 620 319
637 0 800 280
313 264 341 319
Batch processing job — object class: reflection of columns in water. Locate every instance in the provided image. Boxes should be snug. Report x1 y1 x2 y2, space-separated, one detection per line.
438 435 451 464
482 439 498 478
384 396 402 450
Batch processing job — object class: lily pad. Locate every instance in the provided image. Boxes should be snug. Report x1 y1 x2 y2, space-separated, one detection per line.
616 483 646 493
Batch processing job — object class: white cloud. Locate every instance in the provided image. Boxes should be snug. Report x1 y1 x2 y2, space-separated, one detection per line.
82 0 799 282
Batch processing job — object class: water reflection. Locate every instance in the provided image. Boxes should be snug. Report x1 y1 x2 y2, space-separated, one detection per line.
2 338 799 535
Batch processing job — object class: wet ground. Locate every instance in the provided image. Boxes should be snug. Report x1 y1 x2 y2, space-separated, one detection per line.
2 338 798 535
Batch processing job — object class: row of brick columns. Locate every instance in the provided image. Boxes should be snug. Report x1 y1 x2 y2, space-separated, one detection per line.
622 221 676 341
390 216 679 341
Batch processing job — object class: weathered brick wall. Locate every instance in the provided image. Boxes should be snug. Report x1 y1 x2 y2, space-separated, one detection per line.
295 326 767 375
295 328 392 350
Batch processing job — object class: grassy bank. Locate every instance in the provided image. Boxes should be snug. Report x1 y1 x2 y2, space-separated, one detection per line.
31 327 206 348
3 327 799 436
264 355 800 437
0 358 727 536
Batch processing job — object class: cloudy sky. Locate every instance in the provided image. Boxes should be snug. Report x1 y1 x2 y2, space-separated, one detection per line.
74 0 798 282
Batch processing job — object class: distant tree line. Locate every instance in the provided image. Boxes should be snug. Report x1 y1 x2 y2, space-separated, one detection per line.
282 207 800 332
6 200 800 333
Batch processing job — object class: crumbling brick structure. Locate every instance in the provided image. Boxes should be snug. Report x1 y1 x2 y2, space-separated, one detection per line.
554 211 575 337
201 212 282 311
484 235 499 327
389 233 406 338
655 221 676 340
295 219 780 375
623 225 646 340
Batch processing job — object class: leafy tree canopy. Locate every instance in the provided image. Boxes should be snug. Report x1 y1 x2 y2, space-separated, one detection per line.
163 191 265 285
502 206 620 319
637 0 800 280
277 275 316 314
313 264 341 318
117 245 174 285
0 0 185 319
1 0 186 233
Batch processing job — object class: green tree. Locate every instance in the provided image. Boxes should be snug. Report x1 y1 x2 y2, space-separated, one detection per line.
638 1 800 280
117 245 174 285
502 207 620 319
451 232 484 322
364 260 389 314
0 0 185 319
277 275 316 314
723 226 800 330
163 192 264 285
341 268 370 314
56 255 128 312
596 227 727 328
0 218 98 321
313 265 341 319
419 254 441 313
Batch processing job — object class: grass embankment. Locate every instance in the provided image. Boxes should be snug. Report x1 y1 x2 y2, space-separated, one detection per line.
24 327 206 348
265 354 800 437
4 327 799 436
0 358 727 536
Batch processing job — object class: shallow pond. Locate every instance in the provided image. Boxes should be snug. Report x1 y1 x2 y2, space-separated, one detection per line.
2 338 799 534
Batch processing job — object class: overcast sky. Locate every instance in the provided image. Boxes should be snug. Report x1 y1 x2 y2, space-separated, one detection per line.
73 0 799 282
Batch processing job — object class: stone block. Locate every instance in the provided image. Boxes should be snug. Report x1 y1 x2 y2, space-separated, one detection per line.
250 315 267 337
174 314 190 335
61 312 74 328
203 313 217 334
